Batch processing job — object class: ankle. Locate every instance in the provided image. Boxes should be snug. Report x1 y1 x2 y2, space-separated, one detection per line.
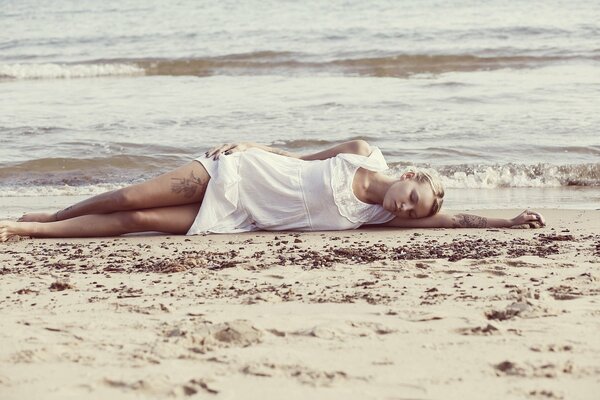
18 221 41 237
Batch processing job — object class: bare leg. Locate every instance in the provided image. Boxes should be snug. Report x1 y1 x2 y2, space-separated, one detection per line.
19 160 210 222
2 203 200 241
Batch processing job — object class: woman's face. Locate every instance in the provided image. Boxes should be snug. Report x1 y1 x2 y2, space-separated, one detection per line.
382 175 435 219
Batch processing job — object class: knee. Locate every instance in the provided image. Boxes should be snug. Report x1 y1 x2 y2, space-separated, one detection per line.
113 189 136 209
119 210 152 231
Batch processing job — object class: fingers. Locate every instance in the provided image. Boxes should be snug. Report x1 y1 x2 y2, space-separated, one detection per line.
205 144 238 160
205 144 228 159
511 209 546 229
527 220 543 229
521 209 546 227
534 212 546 226
528 210 545 227
509 223 532 229
510 220 543 229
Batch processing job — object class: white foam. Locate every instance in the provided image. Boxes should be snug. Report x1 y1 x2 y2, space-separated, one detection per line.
441 166 562 189
0 183 125 197
0 63 145 80
389 163 598 189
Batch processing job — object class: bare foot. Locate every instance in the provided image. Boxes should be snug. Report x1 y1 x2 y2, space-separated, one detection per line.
18 212 56 223
1 220 20 242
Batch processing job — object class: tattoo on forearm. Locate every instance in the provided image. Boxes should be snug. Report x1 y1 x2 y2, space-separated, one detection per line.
452 214 488 228
171 171 205 198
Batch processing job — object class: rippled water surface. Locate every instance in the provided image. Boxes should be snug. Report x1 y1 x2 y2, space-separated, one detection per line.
1 0 599 208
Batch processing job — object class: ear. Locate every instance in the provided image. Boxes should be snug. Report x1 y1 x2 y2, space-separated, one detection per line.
400 171 415 180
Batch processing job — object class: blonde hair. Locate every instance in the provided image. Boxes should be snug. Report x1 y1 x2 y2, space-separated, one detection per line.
404 167 445 216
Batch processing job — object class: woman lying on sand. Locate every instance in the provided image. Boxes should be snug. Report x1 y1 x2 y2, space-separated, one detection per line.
0 140 545 242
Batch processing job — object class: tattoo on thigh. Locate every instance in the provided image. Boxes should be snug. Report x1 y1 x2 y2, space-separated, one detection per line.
453 214 488 228
171 172 205 198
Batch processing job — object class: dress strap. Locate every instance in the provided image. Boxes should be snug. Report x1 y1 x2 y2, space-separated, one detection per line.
330 146 392 224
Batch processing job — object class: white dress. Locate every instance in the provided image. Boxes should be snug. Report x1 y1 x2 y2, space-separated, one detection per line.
186 147 395 234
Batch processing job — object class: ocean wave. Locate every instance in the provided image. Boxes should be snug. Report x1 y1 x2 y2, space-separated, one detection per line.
0 155 164 175
0 183 127 197
0 154 598 196
0 155 165 191
389 163 600 188
0 62 144 80
2 52 596 80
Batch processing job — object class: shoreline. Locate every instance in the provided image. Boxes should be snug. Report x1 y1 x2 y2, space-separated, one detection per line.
1 188 600 221
1 209 599 399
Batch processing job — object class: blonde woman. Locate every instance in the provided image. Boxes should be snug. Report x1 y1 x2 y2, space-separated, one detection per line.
0 140 544 241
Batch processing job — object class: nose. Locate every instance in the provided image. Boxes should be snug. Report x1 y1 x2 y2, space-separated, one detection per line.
398 203 413 212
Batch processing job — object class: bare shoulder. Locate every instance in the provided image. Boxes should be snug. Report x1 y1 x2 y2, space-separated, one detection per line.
345 139 371 156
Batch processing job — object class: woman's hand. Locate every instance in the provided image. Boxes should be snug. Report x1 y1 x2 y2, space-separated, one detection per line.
508 209 546 228
205 142 256 160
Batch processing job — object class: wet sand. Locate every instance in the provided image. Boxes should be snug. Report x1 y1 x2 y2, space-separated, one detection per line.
0 209 599 399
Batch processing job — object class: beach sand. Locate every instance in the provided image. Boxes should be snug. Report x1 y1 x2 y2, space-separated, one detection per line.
0 209 599 399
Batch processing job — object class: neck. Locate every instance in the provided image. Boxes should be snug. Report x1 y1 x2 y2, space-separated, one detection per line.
361 170 395 204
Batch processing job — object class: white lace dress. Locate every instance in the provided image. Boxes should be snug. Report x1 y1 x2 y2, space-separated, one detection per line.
186 147 395 234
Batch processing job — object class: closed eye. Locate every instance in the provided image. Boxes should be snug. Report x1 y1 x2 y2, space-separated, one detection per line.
410 189 419 218
411 189 419 205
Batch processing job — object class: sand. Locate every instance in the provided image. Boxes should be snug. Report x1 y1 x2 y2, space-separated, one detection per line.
0 209 599 399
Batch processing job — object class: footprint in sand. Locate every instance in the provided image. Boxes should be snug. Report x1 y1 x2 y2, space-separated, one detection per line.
485 299 556 321
161 319 264 356
212 320 263 346
290 325 341 340
9 348 48 363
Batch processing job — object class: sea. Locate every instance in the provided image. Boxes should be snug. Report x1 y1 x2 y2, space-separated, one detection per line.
1 0 599 216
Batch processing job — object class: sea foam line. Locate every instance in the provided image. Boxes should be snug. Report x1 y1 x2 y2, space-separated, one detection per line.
0 63 145 80
0 183 127 197
2 52 589 80
390 163 600 188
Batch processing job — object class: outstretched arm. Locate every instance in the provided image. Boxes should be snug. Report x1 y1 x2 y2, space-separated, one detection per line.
205 140 371 161
365 210 545 229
